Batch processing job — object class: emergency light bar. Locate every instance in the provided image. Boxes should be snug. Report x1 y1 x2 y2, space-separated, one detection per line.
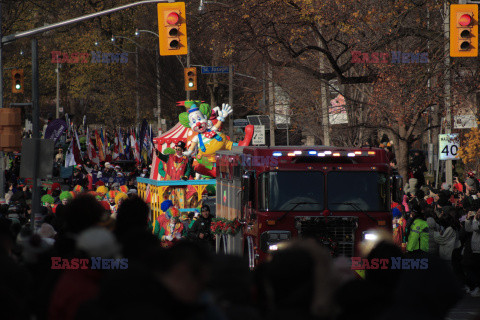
271 150 376 157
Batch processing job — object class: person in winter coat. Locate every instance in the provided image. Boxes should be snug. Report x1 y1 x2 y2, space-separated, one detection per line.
188 205 214 246
424 207 439 255
433 215 460 261
406 205 429 255
464 210 480 297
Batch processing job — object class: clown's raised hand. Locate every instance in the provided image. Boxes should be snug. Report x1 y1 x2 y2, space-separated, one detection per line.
216 103 232 122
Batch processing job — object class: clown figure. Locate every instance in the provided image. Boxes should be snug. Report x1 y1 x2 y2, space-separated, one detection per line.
154 200 185 247
179 102 233 178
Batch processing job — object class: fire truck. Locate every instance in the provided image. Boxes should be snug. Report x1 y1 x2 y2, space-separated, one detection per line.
215 146 399 268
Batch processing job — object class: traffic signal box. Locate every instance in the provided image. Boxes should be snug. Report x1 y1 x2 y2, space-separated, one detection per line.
11 69 24 94
450 4 478 57
158 2 188 56
0 108 22 152
184 67 197 91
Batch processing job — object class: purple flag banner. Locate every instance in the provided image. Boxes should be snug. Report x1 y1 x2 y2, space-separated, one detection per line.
44 119 68 143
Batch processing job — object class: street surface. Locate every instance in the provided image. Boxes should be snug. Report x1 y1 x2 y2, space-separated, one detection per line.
447 296 479 320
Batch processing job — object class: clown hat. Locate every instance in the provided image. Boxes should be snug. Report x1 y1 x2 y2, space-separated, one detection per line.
96 185 108 195
73 185 84 193
41 194 55 205
115 192 128 205
119 185 128 193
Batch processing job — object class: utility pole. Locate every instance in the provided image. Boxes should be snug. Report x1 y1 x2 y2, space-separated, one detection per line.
444 0 453 187
318 39 330 146
268 64 275 146
155 48 161 133
135 45 140 126
229 64 233 139
186 42 190 101
0 2 4 201
56 62 60 118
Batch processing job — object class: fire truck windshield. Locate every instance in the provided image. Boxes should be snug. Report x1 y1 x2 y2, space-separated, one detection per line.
259 171 325 211
327 171 388 211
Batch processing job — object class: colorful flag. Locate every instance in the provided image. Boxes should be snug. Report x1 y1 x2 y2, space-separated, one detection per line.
113 131 120 160
130 130 141 165
87 128 100 165
73 129 83 165
65 141 76 167
125 131 131 160
118 128 124 156
95 130 105 162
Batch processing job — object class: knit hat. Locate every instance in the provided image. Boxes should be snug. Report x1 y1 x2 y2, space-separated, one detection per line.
119 185 128 193
94 181 105 188
161 200 174 212
38 223 56 239
76 227 120 258
466 178 476 189
96 185 108 195
115 192 128 205
41 194 55 204
73 185 84 193
392 207 402 219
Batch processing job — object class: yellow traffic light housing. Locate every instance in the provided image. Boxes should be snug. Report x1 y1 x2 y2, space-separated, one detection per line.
158 2 188 56
11 69 24 94
450 4 478 57
184 67 197 91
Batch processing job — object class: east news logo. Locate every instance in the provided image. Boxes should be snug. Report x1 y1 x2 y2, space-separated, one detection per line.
351 257 428 270
51 257 128 270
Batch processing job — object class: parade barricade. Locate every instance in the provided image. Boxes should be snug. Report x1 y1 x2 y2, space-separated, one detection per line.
136 177 216 223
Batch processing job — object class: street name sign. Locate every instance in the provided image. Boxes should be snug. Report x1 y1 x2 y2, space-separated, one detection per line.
201 66 231 74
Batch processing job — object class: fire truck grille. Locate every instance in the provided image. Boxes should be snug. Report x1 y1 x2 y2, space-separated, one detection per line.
295 216 358 257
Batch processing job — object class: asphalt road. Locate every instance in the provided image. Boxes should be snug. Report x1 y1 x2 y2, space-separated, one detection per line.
447 296 480 320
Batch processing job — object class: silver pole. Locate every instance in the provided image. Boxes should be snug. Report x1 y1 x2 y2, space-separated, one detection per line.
56 62 60 118
2 1 171 44
135 46 140 126
31 38 40 232
186 41 190 101
156 48 161 133
0 3 4 201
229 64 233 139
444 0 453 187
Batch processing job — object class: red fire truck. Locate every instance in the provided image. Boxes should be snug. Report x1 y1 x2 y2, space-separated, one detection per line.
215 146 399 268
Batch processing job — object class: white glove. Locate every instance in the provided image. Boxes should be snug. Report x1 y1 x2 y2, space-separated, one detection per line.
183 150 193 157
217 103 233 121
175 233 182 240
165 235 173 241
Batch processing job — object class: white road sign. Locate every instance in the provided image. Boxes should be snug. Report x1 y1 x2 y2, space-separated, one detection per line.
252 125 266 145
439 134 460 160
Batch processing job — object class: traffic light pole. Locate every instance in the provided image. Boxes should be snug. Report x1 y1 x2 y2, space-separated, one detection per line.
186 43 190 101
444 0 453 188
0 3 4 201
229 64 233 139
31 38 41 231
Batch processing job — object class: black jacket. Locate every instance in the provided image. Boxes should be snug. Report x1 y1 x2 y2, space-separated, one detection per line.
188 216 213 241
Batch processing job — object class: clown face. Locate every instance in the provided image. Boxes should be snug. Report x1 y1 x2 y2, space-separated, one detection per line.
188 109 208 133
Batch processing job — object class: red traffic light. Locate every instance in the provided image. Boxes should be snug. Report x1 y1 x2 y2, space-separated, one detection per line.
166 12 180 25
459 14 473 26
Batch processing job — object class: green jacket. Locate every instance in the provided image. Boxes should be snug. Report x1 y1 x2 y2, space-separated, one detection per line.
407 218 429 253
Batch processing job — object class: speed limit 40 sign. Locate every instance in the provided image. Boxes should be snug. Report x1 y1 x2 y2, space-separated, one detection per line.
439 134 460 160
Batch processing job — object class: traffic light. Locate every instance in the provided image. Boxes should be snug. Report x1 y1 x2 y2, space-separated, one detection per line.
158 2 188 56
184 67 197 91
11 69 24 93
450 4 478 57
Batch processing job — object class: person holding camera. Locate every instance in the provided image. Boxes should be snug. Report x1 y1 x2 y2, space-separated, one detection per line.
463 210 480 297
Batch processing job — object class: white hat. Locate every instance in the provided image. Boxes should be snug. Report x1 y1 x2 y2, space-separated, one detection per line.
105 162 111 168
76 227 121 258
